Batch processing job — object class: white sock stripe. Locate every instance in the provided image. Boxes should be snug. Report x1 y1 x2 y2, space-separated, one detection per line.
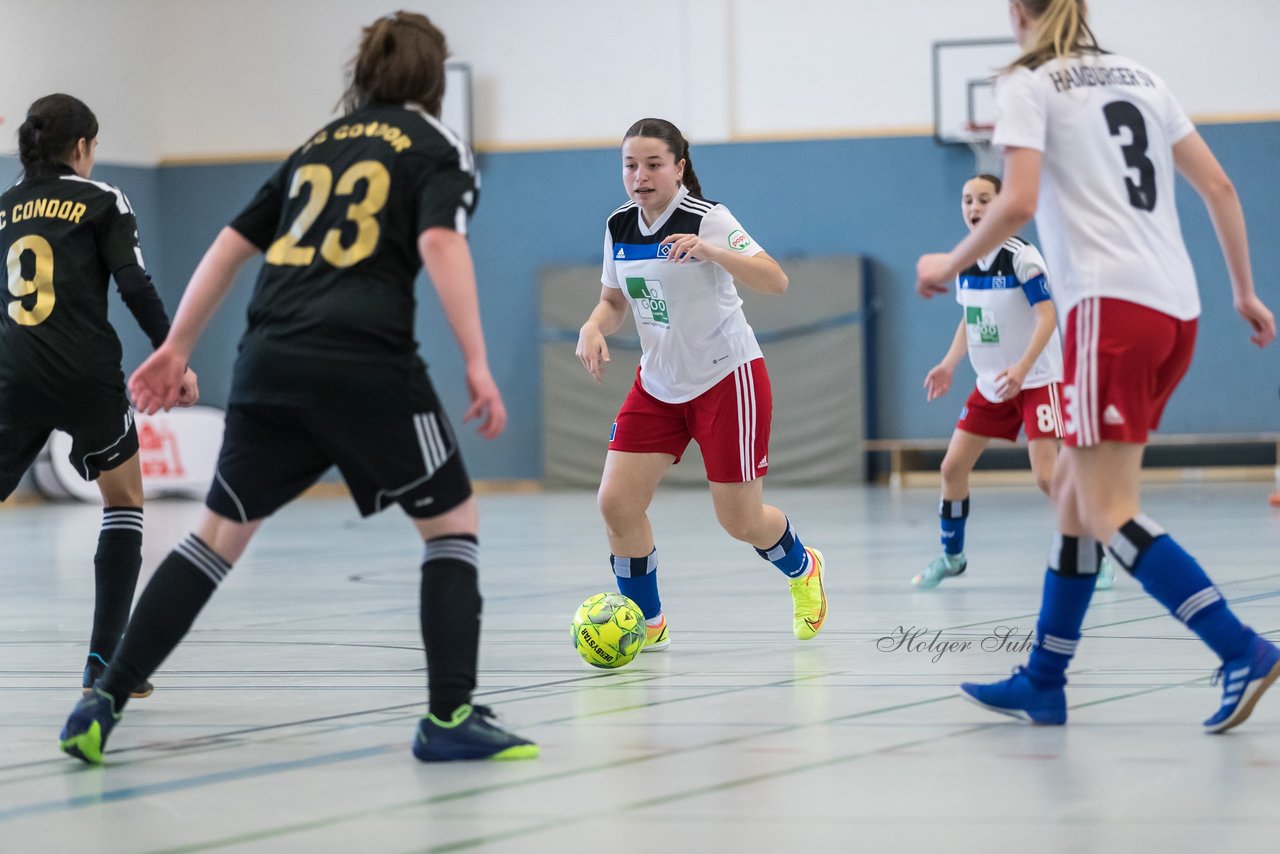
1176 587 1223 623
181 534 231 571
176 539 229 583
1048 533 1063 571
101 521 144 532
423 538 479 566
1133 514 1167 538
103 509 143 518
1040 634 1079 655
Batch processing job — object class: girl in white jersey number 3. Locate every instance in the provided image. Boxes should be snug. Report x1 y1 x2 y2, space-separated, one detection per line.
576 118 827 649
917 0 1277 733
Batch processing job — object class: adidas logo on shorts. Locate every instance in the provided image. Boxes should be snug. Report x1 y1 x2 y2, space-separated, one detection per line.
1103 404 1126 425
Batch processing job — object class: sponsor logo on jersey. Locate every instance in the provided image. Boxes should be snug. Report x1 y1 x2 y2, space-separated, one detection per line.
965 306 1000 344
727 229 751 251
616 247 626 259
625 277 669 325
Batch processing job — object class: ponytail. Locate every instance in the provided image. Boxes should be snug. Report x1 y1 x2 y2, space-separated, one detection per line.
18 93 98 175
623 117 704 199
1007 0 1101 72
340 11 449 116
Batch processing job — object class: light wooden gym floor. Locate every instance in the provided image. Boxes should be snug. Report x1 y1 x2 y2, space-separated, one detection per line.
2 482 1279 853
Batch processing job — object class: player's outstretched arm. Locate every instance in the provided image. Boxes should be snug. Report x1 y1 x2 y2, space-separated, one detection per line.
130 228 258 414
419 226 507 439
917 147 1042 297
576 287 629 384
1173 131 1276 348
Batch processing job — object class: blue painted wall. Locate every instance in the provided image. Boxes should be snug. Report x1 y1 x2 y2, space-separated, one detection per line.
4 121 1278 477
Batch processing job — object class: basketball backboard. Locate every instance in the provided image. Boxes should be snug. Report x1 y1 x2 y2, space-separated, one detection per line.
932 38 1019 146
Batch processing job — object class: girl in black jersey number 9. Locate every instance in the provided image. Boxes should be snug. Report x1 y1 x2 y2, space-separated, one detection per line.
0 93 197 701
916 0 1278 733
60 11 536 765
576 118 828 650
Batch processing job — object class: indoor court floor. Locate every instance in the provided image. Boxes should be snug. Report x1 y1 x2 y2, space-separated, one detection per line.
3 481 1279 852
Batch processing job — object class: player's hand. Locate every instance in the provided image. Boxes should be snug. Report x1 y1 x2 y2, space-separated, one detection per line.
994 363 1029 402
176 368 200 407
463 363 507 440
661 233 708 264
1235 294 1276 348
576 322 611 383
916 253 955 298
129 346 188 414
924 363 954 401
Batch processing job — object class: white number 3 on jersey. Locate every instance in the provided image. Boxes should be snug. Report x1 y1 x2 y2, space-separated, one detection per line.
1062 384 1079 437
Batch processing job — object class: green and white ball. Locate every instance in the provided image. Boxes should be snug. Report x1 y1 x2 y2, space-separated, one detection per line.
571 592 646 669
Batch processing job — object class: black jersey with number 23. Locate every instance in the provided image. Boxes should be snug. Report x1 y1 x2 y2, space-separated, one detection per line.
228 101 478 402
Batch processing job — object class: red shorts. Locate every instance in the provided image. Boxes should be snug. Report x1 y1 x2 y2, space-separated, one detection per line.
609 359 772 483
1063 298 1197 447
957 383 1065 442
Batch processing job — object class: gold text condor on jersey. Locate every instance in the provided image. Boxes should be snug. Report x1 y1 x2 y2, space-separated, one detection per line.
876 625 1036 664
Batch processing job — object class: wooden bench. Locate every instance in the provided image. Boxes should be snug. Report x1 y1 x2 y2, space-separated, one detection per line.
864 433 1280 488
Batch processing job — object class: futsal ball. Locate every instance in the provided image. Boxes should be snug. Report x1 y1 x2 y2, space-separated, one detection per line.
571 592 646 669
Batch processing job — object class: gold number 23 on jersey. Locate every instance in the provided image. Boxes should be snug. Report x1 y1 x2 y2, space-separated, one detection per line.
6 235 56 326
266 160 391 268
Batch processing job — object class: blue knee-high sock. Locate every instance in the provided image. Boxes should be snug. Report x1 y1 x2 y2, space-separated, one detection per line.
1109 516 1254 662
1024 535 1103 688
755 517 809 578
613 549 661 620
939 497 969 556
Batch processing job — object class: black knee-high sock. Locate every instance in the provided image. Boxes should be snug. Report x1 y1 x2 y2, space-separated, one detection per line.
88 507 144 662
421 535 481 720
100 534 231 709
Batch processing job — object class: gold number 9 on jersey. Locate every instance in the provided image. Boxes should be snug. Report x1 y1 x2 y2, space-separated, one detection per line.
266 160 391 268
6 235 56 326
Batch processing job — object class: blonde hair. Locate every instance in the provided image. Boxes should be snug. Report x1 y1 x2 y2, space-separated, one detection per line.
1007 0 1102 71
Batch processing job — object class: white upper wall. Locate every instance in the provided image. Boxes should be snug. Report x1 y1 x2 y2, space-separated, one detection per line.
0 0 158 164
3 0 1277 165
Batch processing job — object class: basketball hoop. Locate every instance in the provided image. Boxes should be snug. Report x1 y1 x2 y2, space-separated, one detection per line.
963 122 1000 175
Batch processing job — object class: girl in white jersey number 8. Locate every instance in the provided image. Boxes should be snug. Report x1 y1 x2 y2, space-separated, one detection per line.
916 173 1113 591
916 0 1277 733
576 118 827 648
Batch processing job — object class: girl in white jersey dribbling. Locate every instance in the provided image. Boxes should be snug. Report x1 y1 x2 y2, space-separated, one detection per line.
576 118 827 649
917 0 1277 733
917 173 1115 590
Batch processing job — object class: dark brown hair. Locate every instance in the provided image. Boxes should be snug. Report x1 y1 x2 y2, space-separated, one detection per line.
623 118 703 198
1007 0 1102 71
970 173 1003 193
340 11 449 116
18 93 98 174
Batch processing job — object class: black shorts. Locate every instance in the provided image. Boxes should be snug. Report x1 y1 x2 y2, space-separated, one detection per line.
206 378 472 521
0 380 138 500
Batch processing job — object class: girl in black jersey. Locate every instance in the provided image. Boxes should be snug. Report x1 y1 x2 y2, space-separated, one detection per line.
0 93 197 698
61 13 535 764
